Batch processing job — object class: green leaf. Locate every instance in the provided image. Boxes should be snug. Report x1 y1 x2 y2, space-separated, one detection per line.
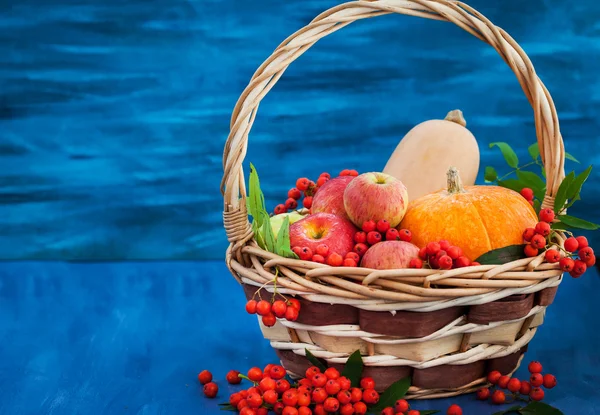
341 350 364 388
533 199 541 214
275 216 299 259
564 165 593 209
498 179 525 193
476 244 528 265
516 170 546 200
305 349 328 372
492 405 522 415
484 166 498 183
219 404 238 412
248 163 266 228
554 171 575 213
490 142 519 168
369 377 411 412
528 143 540 160
557 215 600 230
261 212 276 253
519 401 564 415
565 152 580 163
418 411 440 415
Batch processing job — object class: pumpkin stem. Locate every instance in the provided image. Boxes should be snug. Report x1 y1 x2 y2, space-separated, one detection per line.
447 167 466 194
444 110 467 127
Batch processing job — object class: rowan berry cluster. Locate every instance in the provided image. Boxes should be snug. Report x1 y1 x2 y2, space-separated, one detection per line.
245 297 301 327
413 240 477 270
291 244 361 268
352 219 413 257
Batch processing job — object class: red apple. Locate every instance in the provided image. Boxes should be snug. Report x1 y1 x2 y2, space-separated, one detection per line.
360 241 420 269
343 172 408 228
312 176 355 219
289 213 357 258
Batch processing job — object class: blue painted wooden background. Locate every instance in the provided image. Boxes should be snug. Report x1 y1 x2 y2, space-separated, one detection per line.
1 0 599 259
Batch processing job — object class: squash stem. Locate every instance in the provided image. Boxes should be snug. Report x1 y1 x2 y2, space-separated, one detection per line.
444 109 467 127
447 167 466 194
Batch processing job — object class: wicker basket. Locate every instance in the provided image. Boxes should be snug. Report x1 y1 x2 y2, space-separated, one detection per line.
222 0 566 400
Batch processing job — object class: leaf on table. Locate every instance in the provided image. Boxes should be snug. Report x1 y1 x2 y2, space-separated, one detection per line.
557 215 600 230
476 244 527 265
418 411 440 415
491 405 522 415
219 404 238 412
554 171 575 213
369 377 411 412
485 166 498 183
341 350 364 388
528 143 540 161
275 216 299 259
565 152 580 163
519 401 564 415
490 142 519 168
305 348 328 372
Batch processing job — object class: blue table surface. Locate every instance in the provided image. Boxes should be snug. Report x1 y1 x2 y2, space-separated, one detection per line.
1 261 599 415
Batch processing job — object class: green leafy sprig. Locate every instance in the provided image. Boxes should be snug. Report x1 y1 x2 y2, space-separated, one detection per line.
246 163 298 259
485 142 598 231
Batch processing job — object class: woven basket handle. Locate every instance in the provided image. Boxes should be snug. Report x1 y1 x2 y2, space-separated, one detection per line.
221 0 566 243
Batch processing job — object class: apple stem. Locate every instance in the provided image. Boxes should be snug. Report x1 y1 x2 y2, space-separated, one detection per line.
447 167 466 194
444 109 467 127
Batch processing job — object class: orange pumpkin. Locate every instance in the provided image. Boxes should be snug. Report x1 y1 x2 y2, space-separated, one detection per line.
399 167 538 261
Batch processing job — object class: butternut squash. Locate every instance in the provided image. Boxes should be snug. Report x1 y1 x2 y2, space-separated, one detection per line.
383 110 480 200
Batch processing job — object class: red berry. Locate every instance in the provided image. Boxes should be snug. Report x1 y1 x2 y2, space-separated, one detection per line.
345 252 360 262
203 382 218 398
446 404 462 415
471 261 481 266
256 300 272 316
454 256 471 268
438 239 450 251
529 200 535 206
263 389 278 405
314 244 329 257
327 253 344 267
274 204 288 215
354 231 367 244
317 176 329 187
362 389 379 405
530 387 545 401
298 378 312 388
559 257 575 272
312 254 325 264
300 247 314 261
285 306 299 322
579 246 595 264
349 388 362 403
576 236 589 248
544 249 561 263
288 188 302 200
398 229 412 242
543 374 557 389
376 219 390 233
312 388 328 404
354 243 369 257
564 237 579 252
320 172 331 179
487 371 502 385
339 404 354 415
337 390 352 405
227 370 242 384
439 255 453 270
435 250 448 260
524 244 539 258
535 221 551 237
520 188 534 200
272 301 288 318
407 411 420 415
324 367 340 380
362 220 376 233
282 389 299 406
507 378 522 393
269 365 286 380
523 228 536 242
239 390 248 399
476 388 490 400
283 407 299 415
360 377 375 390
418 247 428 260
353 402 367 415
245 300 258 314
446 246 463 260
247 392 263 408
303 197 313 209
230 393 242 407
491 390 506 405
296 178 310 191
299 407 312 415
367 231 382 245
347 170 359 176
528 361 543 374
323 397 340 413
312 374 327 388
198 370 212 385
338 377 351 390
381 407 394 415
286 198 298 210
274 402 285 415
409 258 423 269
305 366 321 380
248 367 263 382
519 380 531 395
258 409 268 415
343 258 358 267
339 169 350 176
571 260 587 277
385 228 400 241
240 408 256 415
530 373 543 387
262 313 276 327
426 242 441 256
298 384 313 395
531 234 547 249
539 208 555 223
287 298 301 311
298 391 311 407
395 399 410 413
325 380 341 395
497 375 510 389
313 405 325 415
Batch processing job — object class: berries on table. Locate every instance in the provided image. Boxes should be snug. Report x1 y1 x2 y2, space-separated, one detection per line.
198 370 212 385
312 374 327 388
395 399 410 412
539 208 555 223
305 366 320 379
349 387 362 403
325 380 341 395
353 402 367 415
247 367 263 382
336 390 352 405
240 407 256 415
259 376 277 392
491 390 506 405
476 387 490 400
311 388 327 404
283 407 299 415
407 411 421 415
520 188 534 201
362 220 377 233
530 373 543 387
543 374 557 389
362 389 379 405
446 404 462 415
245 300 257 314
297 391 311 407
528 361 543 374
226 370 242 384
519 380 531 395
564 237 579 253
497 375 510 389
323 397 340 413
324 367 340 380
507 378 522 393
247 392 263 408
203 382 218 398
544 249 561 263
487 371 502 385
381 407 394 415
530 387 545 401
263 389 278 405
359 377 376 390
337 376 351 391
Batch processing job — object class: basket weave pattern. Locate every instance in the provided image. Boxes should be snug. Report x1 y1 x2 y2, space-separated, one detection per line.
222 0 566 399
